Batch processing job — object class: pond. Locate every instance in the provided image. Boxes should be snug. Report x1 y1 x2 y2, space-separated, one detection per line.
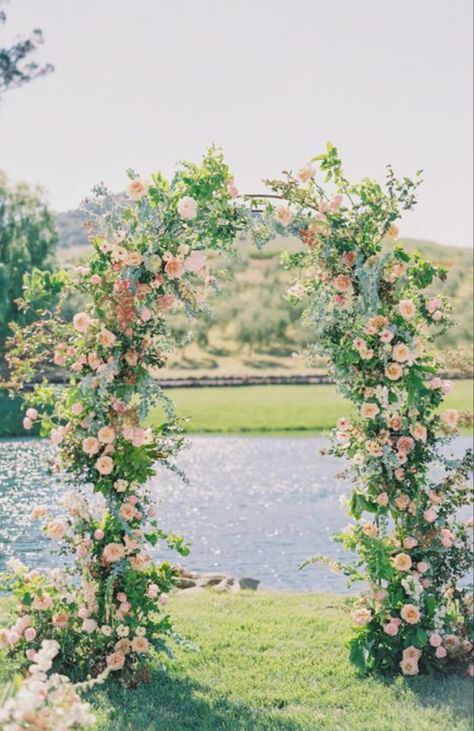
0 436 471 592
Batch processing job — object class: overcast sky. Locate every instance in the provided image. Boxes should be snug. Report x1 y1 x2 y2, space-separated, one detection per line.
1 0 472 247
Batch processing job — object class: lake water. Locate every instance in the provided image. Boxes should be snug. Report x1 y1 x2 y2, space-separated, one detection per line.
0 436 471 592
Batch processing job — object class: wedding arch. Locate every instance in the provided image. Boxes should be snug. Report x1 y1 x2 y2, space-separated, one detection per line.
1 145 472 720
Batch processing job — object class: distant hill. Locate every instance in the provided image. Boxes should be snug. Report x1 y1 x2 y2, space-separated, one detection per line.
55 208 89 248
54 210 473 375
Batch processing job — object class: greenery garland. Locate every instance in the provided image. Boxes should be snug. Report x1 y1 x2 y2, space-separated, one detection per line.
260 145 473 676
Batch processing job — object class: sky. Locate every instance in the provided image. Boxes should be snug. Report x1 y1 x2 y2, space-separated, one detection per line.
0 0 472 247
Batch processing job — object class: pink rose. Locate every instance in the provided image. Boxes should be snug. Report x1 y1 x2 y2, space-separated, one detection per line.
423 508 438 523
429 633 442 648
24 627 36 642
435 646 447 658
383 622 399 636
73 312 91 333
177 196 198 220
147 583 160 599
184 250 207 273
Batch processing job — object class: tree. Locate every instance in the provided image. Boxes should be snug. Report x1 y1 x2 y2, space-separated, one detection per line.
0 172 57 353
0 0 53 96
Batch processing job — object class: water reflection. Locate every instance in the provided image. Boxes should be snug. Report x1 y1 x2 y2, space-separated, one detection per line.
0 436 471 592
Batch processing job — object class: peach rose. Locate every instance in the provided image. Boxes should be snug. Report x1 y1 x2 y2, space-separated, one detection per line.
120 503 136 522
333 274 352 293
46 519 67 541
106 650 126 671
394 494 410 510
98 329 117 348
387 224 399 239
95 455 114 475
392 343 411 363
366 441 383 457
82 436 100 456
400 657 419 675
400 604 420 624
102 543 125 563
352 608 372 626
131 636 149 653
440 528 454 548
125 251 143 267
398 299 416 319
362 522 378 538
88 352 102 370
164 257 185 279
403 536 418 550
127 179 148 201
385 362 403 381
52 613 69 629
73 312 91 333
376 492 389 506
30 505 47 520
393 553 412 571
115 638 131 654
403 646 421 661
397 436 414 454
275 206 293 226
441 409 459 429
297 163 315 183
33 594 53 611
98 425 116 444
410 423 427 442
360 402 380 419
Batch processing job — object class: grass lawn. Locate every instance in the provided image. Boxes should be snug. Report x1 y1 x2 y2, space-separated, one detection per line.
2 592 470 731
147 379 474 435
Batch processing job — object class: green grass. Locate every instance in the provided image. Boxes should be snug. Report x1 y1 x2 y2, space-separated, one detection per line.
1 380 472 438
2 592 470 730
147 380 474 435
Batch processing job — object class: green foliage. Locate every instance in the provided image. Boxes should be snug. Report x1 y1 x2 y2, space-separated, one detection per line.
0 173 57 349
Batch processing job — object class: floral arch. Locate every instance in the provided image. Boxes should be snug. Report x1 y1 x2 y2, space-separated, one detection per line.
1 144 473 723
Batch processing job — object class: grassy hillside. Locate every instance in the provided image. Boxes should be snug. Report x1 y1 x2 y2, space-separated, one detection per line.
55 211 473 376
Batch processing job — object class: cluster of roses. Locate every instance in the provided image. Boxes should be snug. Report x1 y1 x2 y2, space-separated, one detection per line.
0 635 96 730
1 149 245 693
262 148 473 676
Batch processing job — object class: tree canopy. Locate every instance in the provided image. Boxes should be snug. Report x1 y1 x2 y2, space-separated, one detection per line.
0 172 57 350
0 0 53 95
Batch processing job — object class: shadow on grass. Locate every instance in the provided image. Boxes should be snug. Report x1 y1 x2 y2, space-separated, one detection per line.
88 669 304 731
408 673 473 721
